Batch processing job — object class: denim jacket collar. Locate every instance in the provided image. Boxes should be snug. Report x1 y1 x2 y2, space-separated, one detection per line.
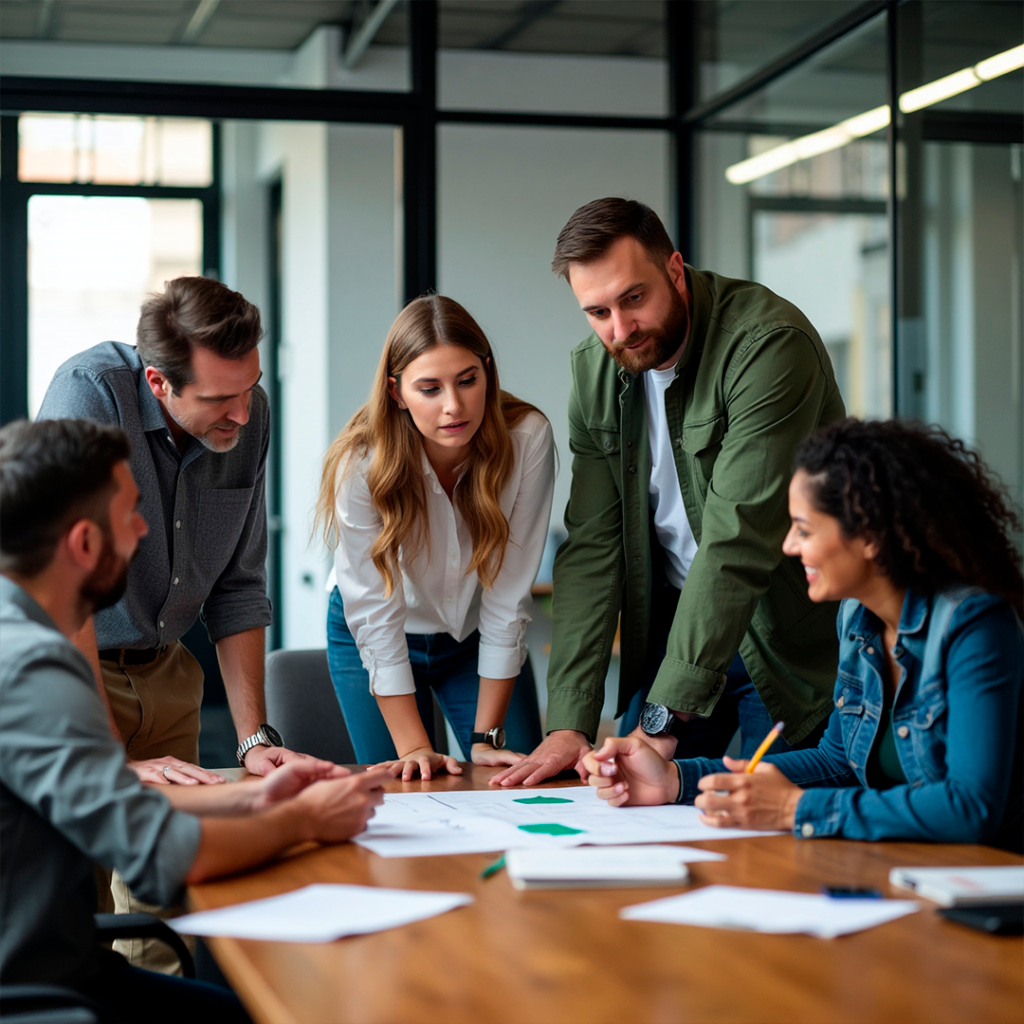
844 589 931 644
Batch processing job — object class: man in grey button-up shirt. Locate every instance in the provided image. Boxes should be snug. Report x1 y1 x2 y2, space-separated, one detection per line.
37 276 307 785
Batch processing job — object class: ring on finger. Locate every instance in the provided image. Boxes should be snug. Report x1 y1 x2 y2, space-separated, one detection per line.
162 765 172 778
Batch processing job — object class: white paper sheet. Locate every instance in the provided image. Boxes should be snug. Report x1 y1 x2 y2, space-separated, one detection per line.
621 884 919 938
170 884 472 942
354 786 772 857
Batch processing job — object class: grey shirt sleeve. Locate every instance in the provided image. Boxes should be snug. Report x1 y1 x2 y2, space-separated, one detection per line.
201 393 272 641
0 642 201 907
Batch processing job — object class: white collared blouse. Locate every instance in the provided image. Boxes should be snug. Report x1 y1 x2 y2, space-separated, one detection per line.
328 411 556 696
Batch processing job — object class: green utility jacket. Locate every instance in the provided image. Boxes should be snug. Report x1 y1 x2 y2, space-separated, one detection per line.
546 267 847 745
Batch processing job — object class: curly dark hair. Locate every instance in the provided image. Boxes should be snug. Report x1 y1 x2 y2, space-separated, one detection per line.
794 418 1023 620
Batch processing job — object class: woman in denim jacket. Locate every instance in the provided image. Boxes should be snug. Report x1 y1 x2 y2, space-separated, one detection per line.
584 419 1023 851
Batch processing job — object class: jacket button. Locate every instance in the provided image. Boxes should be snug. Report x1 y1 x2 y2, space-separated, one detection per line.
836 695 845 708
893 645 904 657
628 465 637 474
866 646 874 655
800 823 815 838
897 725 910 738
604 440 614 450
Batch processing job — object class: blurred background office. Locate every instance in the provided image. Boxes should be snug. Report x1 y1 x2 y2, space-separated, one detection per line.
1 0 1020 757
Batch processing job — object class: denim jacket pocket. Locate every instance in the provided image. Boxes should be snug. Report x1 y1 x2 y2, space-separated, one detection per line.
835 671 871 777
905 687 948 782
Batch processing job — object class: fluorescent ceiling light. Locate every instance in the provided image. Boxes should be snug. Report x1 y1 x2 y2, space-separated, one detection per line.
899 67 981 113
725 44 1023 185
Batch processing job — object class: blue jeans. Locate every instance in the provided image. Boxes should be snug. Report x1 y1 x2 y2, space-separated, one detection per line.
619 584 822 759
327 588 543 763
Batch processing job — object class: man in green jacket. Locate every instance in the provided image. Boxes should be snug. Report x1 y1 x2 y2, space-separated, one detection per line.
493 198 845 788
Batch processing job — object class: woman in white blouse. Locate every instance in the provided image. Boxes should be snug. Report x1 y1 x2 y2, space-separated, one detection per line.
314 295 556 779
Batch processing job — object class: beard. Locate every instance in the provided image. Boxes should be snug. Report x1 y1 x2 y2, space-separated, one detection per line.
80 534 131 614
606 283 690 374
164 400 242 453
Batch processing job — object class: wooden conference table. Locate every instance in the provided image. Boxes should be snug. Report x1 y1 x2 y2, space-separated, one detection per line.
188 766 1024 1024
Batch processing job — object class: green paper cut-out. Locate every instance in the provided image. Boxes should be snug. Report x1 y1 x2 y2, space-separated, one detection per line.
517 823 584 836
513 796 574 804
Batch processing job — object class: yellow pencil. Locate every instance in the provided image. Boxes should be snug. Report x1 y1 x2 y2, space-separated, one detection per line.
745 721 784 773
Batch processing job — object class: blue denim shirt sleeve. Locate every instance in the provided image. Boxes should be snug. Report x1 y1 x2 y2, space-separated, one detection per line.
793 593 1022 843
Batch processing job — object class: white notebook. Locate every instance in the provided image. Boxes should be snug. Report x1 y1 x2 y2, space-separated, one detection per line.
506 846 690 891
888 865 1024 906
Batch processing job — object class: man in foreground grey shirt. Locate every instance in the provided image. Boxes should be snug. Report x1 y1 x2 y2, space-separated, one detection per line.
0 418 386 1022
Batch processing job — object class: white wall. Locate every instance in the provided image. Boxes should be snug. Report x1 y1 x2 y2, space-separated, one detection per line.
437 123 671 533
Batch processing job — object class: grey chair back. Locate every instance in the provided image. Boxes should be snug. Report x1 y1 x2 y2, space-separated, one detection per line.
265 648 356 764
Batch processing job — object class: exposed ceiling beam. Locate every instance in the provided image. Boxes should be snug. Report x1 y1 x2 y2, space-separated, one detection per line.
482 0 561 51
179 0 221 45
343 0 401 69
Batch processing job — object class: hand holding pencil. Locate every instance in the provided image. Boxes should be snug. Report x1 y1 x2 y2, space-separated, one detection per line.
693 722 805 832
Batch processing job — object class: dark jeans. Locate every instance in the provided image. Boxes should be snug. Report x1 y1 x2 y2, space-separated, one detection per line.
618 585 825 758
327 587 543 762
79 949 250 1024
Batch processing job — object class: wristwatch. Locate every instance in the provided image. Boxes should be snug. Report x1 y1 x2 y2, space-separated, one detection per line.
236 723 284 767
640 702 688 739
470 726 506 749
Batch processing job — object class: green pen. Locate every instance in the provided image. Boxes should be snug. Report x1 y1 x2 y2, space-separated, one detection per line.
479 854 506 880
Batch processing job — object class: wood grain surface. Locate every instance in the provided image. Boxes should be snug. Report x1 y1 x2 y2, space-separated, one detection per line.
189 766 1024 1024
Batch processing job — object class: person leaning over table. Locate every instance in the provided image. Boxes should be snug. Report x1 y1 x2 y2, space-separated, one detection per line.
0 418 388 1024
36 276 326 971
494 197 846 788
313 294 555 781
584 418 1024 852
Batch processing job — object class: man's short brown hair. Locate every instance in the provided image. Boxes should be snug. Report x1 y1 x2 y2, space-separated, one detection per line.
136 276 263 393
551 198 676 281
0 419 131 576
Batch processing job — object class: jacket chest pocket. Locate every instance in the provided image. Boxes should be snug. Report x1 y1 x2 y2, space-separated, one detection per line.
681 417 724 485
590 428 623 489
834 673 872 770
905 688 948 781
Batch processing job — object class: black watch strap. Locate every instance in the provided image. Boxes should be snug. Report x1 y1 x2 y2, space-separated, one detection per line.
471 726 506 749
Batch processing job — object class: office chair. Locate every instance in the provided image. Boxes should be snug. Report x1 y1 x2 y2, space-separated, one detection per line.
0 913 194 1024
265 648 358 763
264 648 450 762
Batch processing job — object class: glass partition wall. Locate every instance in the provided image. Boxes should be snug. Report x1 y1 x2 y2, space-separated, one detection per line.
2 0 1022 637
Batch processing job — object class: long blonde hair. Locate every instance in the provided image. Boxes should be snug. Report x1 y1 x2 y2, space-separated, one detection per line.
314 295 540 596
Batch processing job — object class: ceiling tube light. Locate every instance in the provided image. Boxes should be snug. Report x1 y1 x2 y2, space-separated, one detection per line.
899 67 981 113
975 43 1024 80
724 44 1023 185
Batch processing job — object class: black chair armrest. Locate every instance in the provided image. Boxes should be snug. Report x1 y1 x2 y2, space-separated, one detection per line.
93 912 195 978
0 983 102 1024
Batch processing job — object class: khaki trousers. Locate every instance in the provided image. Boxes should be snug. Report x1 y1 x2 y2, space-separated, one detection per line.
99 642 205 974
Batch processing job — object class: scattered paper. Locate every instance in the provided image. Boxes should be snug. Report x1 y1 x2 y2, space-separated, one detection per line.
171 884 472 942
355 786 772 857
621 885 919 938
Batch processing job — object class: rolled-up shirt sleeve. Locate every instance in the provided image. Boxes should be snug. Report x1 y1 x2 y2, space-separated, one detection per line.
477 414 556 679
333 458 416 696
202 401 273 642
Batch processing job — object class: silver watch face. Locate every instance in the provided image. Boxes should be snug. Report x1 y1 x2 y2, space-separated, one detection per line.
490 726 506 749
640 702 672 736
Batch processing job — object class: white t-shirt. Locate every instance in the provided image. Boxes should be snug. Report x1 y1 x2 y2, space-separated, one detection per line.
644 366 698 589
326 411 556 696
